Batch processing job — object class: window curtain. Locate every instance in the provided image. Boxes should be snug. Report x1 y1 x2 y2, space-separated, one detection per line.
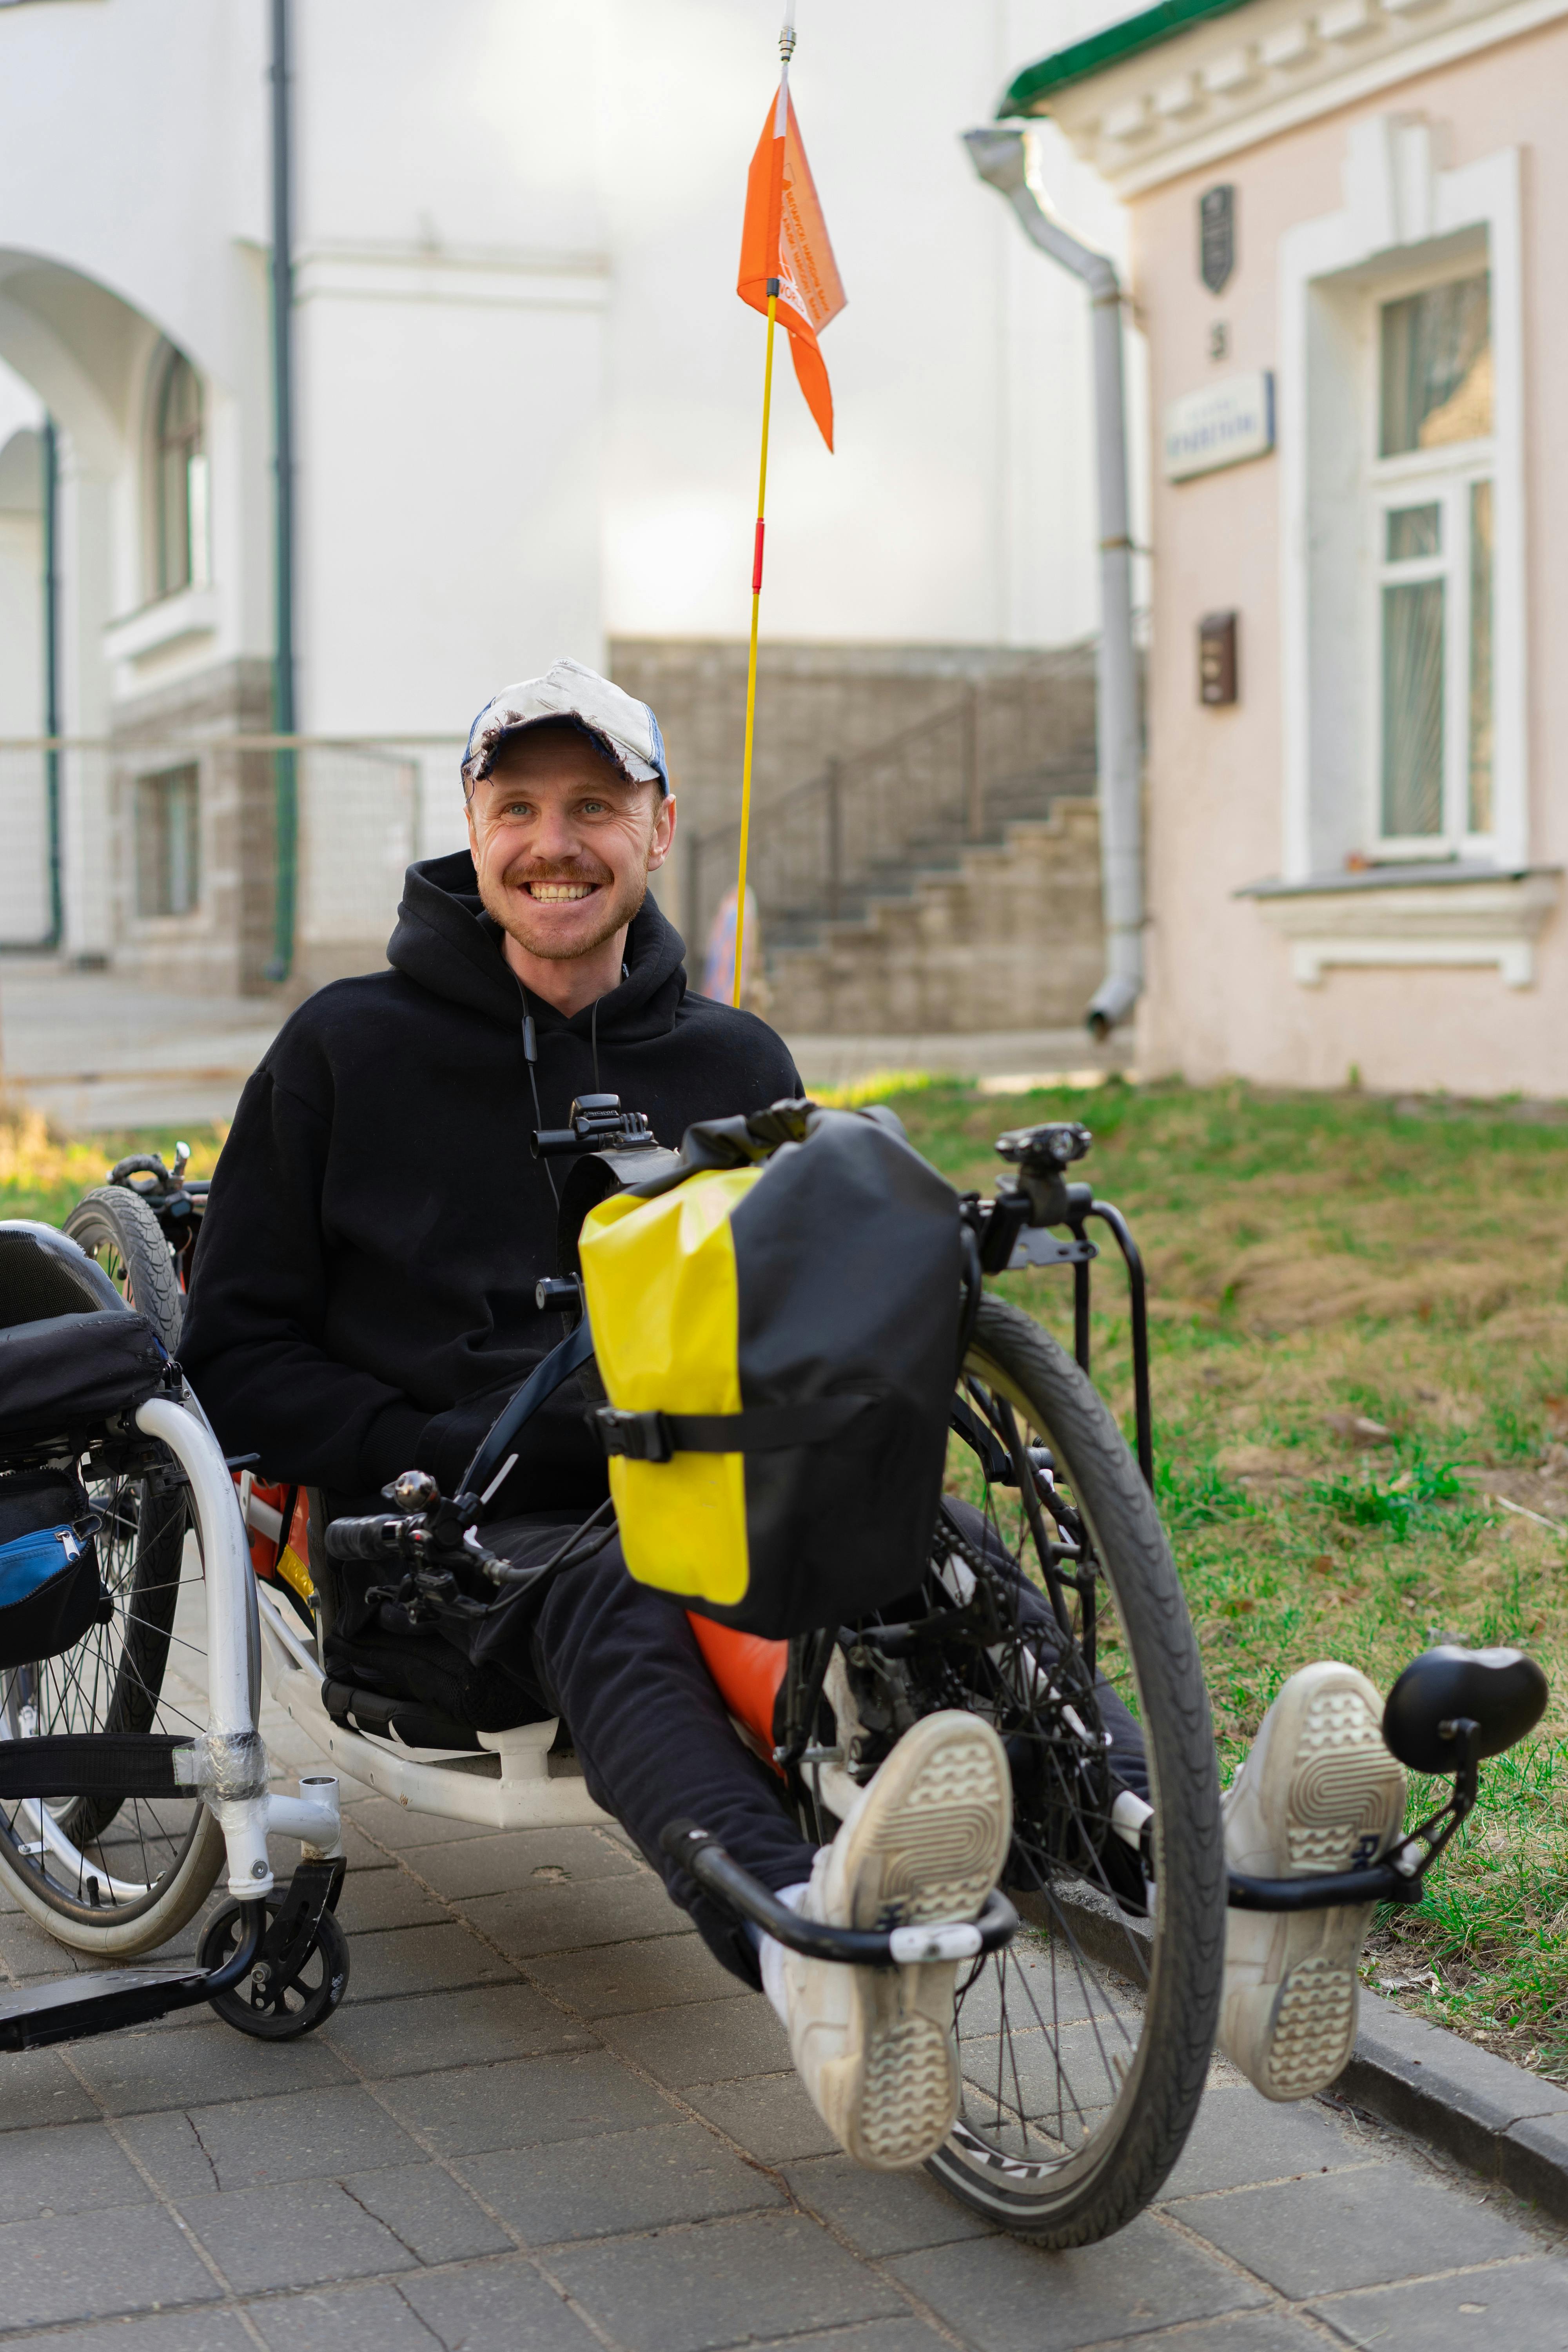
1381 580 1444 836
1380 276 1491 456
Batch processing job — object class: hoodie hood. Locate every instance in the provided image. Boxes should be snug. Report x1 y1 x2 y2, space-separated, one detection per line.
387 850 689 1042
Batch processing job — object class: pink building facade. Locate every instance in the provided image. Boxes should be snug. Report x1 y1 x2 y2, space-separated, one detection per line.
1008 0 1567 1092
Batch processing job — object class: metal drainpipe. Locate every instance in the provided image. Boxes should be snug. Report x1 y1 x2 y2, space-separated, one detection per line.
963 127 1142 1038
267 0 298 984
41 416 62 949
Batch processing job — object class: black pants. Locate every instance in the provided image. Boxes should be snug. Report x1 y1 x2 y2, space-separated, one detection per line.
331 1501 1149 1988
474 1515 817 1986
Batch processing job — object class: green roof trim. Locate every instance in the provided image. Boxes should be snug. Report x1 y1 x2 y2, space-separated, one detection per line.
999 0 1255 116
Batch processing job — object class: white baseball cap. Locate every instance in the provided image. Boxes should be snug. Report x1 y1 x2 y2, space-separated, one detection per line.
462 656 669 798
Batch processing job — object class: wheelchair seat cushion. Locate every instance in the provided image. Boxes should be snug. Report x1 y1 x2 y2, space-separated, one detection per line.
0 1310 170 1439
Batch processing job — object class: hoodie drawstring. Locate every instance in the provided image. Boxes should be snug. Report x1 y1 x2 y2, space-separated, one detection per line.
515 980 560 1207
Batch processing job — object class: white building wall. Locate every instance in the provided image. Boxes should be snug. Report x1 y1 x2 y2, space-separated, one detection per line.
0 0 1148 965
596 0 1138 653
0 403 48 946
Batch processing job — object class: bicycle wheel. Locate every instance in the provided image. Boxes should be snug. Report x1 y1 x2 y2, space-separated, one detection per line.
815 1292 1224 2247
0 1194 223 1953
63 1187 182 1349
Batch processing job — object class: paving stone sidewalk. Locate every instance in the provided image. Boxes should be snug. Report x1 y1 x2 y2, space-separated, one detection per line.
0 957 1131 1132
0 1684 1562 2352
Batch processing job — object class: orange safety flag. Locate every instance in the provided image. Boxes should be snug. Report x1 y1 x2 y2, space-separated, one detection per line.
737 91 846 450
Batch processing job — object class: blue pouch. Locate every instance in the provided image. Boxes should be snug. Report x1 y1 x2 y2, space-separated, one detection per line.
0 1473 103 1670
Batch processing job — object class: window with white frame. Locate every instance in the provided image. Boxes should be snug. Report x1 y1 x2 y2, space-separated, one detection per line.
1370 268 1494 854
150 345 209 599
134 763 201 918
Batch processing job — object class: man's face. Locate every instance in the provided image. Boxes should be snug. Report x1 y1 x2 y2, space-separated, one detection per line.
465 724 675 964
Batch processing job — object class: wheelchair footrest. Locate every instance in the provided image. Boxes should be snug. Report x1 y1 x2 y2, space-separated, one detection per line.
0 1735 196 1802
0 1964 218 2052
0 1892 278 2053
661 1819 1019 1967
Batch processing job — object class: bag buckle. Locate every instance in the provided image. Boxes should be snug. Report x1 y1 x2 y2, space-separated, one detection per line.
592 1406 673 1464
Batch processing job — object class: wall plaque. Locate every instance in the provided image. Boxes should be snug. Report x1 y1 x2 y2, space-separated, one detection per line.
1200 184 1235 293
1163 371 1275 481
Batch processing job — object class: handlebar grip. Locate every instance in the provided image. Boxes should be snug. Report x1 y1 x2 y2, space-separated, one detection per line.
531 1127 588 1159
323 1514 407 1562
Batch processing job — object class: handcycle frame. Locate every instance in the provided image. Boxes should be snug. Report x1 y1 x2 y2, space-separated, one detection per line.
16 1099 1524 2051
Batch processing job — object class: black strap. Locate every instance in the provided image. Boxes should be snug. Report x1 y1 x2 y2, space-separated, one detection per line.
592 1394 873 1464
459 1318 597 1501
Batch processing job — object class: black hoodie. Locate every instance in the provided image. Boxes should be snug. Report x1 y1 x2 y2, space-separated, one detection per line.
179 851 800 1515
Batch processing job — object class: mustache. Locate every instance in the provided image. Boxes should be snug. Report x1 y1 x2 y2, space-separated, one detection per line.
503 858 612 889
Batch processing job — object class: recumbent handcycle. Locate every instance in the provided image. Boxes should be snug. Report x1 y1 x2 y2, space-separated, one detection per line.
0 1102 1544 2250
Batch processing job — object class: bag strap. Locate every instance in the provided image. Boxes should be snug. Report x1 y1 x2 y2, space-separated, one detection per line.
459 1318 597 1502
590 1394 872 1465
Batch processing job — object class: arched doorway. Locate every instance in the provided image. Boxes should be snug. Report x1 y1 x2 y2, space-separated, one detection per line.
0 251 277 986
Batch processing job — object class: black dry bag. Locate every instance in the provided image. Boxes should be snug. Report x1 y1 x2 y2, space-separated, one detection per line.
579 1104 962 1637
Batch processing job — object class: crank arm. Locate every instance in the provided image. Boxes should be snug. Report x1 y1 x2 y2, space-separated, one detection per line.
1227 1860 1423 1912
662 1820 1018 1967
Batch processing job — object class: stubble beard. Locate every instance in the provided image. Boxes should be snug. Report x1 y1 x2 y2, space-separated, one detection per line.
481 862 648 964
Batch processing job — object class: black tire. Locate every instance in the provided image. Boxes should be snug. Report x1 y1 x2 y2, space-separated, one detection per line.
0 1187 224 1953
63 1187 182 1349
201 1897 350 2040
809 1292 1225 2247
933 1294 1225 2243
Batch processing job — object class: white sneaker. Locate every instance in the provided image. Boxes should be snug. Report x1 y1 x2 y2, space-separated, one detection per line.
1220 1662 1406 2102
782 1710 1011 2169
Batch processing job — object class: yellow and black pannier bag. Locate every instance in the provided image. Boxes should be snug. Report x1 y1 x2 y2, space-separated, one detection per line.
577 1105 962 1637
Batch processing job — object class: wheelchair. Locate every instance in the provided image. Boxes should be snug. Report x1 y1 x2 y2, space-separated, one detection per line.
4 1107 1546 2250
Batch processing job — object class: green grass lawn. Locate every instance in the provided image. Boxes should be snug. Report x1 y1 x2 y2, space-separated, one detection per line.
0 1107 229 1229
8 1078 1568 2071
885 1074 1568 2076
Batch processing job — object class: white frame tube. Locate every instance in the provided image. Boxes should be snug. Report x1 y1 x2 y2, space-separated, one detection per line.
135 1394 274 1896
256 1584 611 1830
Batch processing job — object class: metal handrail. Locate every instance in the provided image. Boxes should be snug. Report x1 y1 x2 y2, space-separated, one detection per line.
0 734 465 752
681 658 1096 955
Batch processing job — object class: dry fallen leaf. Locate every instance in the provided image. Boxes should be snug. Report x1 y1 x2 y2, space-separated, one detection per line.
1325 1412 1394 1446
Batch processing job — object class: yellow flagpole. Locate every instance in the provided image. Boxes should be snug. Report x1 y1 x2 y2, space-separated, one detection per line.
732 282 778 1009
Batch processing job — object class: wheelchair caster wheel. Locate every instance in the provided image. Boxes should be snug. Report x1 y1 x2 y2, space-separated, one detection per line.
199 1895 350 2040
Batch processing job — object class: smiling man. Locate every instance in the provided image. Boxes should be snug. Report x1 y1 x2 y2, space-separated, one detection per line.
182 657 800 1534
180 659 1018 2171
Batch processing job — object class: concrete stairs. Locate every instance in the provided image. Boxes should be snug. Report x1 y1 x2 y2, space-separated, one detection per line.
765 799 1104 1036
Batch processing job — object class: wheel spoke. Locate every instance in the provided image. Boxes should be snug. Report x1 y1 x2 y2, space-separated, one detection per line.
0 1443 207 1923
814 1296 1221 2236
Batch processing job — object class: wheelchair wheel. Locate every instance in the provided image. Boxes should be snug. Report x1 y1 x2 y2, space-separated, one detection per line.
813 1293 1224 2248
0 1215 227 1955
0 1460 226 1953
62 1187 183 1348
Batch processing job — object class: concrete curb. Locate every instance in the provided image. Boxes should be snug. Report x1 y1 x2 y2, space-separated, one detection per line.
1042 1890 1568 2219
1341 1989 1568 2220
